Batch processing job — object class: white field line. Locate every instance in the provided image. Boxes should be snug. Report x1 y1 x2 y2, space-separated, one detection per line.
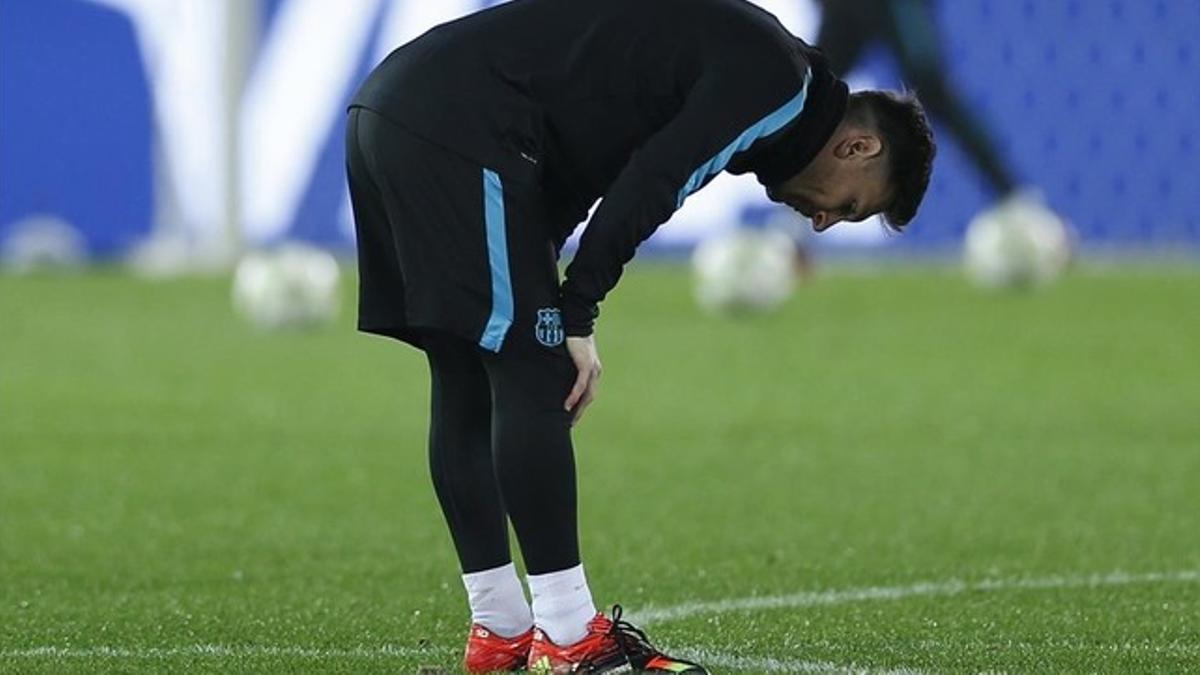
632 569 1200 624
915 639 1200 657
775 637 1200 657
675 648 928 674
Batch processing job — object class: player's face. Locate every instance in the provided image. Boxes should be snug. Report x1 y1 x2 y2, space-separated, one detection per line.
767 131 892 232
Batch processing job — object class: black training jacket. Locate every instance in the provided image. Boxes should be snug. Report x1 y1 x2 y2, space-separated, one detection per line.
351 0 848 335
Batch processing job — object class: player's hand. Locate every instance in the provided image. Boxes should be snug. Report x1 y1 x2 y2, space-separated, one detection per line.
564 334 601 425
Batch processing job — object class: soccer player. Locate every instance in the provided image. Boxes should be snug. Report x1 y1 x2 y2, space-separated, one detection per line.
345 0 934 671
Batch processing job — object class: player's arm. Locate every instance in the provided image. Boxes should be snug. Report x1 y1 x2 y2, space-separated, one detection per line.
560 55 809 423
559 61 810 338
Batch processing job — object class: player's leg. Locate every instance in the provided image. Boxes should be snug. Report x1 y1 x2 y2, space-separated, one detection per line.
882 0 1017 197
425 332 507 574
345 109 534 669
347 112 514 573
458 159 601 659
472 162 706 671
481 335 596 641
815 0 873 77
424 331 535 631
461 166 601 648
481 333 706 672
423 331 536 671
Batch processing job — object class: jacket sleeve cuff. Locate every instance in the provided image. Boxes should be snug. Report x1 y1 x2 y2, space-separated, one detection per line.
560 292 598 337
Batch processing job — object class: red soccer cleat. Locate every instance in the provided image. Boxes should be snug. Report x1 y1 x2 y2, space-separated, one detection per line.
463 624 535 672
527 605 707 674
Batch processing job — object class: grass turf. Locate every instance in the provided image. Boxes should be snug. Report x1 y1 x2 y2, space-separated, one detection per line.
1 262 1198 673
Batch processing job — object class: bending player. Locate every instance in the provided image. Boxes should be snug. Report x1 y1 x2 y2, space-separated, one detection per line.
345 0 935 671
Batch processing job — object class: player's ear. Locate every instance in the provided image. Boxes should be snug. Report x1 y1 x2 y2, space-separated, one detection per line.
835 134 883 161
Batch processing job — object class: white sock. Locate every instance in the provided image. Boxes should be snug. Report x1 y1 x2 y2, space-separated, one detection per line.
527 564 597 646
462 562 534 638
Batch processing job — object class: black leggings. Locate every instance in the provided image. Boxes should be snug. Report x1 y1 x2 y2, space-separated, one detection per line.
424 331 580 575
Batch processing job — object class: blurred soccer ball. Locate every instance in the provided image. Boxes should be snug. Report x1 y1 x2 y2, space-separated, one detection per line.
1 215 87 273
232 244 341 330
692 227 796 314
963 195 1070 289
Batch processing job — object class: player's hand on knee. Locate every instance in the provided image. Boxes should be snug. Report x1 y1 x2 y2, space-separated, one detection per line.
564 334 602 425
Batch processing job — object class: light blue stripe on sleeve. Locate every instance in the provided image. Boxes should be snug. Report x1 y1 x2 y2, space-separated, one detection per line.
480 168 513 352
676 68 812 208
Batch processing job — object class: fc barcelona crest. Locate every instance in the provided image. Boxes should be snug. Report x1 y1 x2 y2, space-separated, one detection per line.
535 307 564 347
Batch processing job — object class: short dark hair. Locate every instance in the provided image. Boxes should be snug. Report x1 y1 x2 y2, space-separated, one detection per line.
845 90 936 229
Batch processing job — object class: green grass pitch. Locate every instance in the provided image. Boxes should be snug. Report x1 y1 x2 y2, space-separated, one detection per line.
2 262 1198 673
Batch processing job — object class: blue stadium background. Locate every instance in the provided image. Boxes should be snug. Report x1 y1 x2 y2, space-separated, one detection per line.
2 0 1198 256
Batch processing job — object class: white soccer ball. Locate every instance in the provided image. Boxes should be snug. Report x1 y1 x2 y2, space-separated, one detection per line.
963 195 1071 289
692 227 796 314
232 244 341 330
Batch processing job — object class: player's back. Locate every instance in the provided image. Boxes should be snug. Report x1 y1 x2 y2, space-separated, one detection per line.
351 0 822 240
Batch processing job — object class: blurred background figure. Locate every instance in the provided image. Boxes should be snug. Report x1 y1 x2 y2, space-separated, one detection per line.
817 0 1016 202
708 0 1070 308
814 0 1071 293
742 0 1069 298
